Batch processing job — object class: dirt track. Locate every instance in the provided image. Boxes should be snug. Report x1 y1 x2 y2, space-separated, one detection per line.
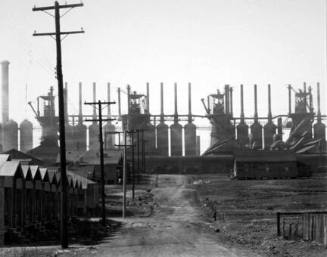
62 175 261 257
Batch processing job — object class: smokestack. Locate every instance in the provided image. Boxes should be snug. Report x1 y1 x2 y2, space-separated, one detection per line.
240 84 244 120
1 60 9 123
188 82 192 123
268 84 272 120
229 87 233 117
118 87 121 117
225 85 229 114
146 82 150 113
160 82 164 122
107 82 111 116
64 82 68 123
127 85 131 114
254 84 258 121
92 82 96 122
303 82 307 112
288 84 292 114
174 82 178 123
317 82 321 121
78 82 83 125
309 86 313 113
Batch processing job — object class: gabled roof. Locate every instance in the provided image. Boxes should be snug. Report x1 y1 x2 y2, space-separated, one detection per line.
0 154 10 164
30 165 42 180
39 168 49 182
21 165 32 180
47 170 58 184
0 160 23 177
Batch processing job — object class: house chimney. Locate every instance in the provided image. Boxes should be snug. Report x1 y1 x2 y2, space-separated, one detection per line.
1 60 9 123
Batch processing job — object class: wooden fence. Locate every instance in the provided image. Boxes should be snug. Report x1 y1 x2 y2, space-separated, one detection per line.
277 211 327 247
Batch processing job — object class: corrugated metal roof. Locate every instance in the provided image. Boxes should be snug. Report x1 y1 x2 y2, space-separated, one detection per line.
0 160 21 177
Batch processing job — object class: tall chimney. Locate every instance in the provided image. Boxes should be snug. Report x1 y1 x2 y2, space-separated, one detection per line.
225 85 229 114
146 82 150 113
174 82 178 123
309 86 313 113
229 87 233 117
92 82 96 122
268 84 272 121
78 82 83 125
317 82 321 121
64 82 68 123
303 82 307 112
160 82 164 122
240 84 244 120
288 84 292 114
1 61 9 123
254 84 258 121
118 87 121 117
107 82 111 117
188 82 192 123
127 85 131 114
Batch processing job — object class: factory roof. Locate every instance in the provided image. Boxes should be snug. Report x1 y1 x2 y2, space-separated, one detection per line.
68 165 95 179
56 150 85 164
4 149 43 165
79 148 123 165
0 154 10 163
234 150 296 162
40 168 50 182
27 143 59 165
0 160 22 177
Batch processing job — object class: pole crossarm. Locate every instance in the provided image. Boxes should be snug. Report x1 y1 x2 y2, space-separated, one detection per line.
33 3 83 12
85 101 116 105
85 118 116 122
33 30 84 36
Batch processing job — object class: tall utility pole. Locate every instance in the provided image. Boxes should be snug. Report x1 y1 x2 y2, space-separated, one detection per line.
32 1 84 249
85 100 116 226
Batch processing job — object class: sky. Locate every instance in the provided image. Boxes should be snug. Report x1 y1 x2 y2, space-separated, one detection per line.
0 0 326 151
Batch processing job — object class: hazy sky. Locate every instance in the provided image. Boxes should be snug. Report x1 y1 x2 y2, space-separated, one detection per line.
0 0 326 150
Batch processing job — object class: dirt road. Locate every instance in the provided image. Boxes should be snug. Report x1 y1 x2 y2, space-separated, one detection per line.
63 175 261 257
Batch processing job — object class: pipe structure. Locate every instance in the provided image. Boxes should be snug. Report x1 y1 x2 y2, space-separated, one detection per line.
146 82 150 113
240 84 244 120
78 82 83 124
1 60 9 123
288 84 292 114
317 82 321 120
268 84 272 121
92 82 96 122
118 87 121 117
188 82 192 123
174 82 178 123
229 87 233 117
160 82 164 122
254 84 258 121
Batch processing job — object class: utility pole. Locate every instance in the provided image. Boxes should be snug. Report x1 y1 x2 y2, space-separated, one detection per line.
85 100 116 226
32 1 84 249
115 131 134 218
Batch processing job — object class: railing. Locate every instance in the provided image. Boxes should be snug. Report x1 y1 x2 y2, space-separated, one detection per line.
277 211 327 247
